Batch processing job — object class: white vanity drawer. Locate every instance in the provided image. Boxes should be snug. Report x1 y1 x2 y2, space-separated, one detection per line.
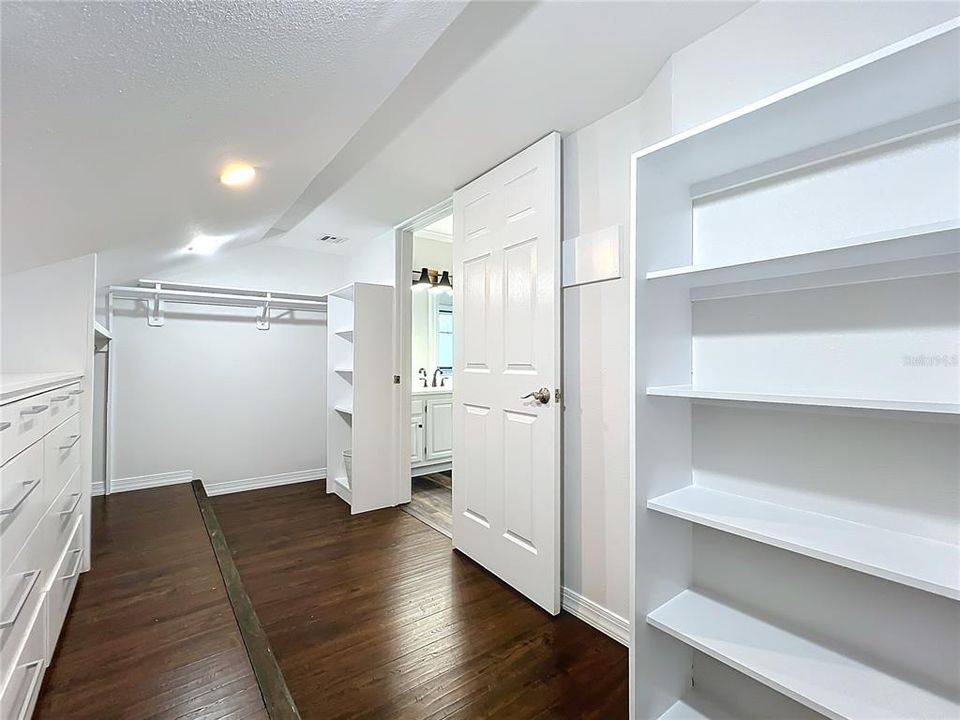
0 443 45 575
0 594 45 720
43 413 81 511
0 526 46 693
0 396 50 467
46 382 81 431
46 516 83 660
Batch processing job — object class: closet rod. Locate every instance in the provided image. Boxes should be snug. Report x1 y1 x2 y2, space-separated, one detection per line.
110 285 327 311
135 278 327 303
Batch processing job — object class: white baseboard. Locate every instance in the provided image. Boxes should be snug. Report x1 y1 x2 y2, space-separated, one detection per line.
205 468 325 497
411 461 452 477
92 481 105 497
109 470 194 494
561 587 630 647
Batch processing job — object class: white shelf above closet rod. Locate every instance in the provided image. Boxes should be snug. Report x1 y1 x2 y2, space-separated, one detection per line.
111 281 328 311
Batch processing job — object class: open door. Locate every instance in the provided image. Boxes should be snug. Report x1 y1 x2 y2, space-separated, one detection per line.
452 133 561 614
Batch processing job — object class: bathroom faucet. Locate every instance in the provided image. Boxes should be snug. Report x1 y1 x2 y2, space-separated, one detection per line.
418 368 428 388
432 368 443 387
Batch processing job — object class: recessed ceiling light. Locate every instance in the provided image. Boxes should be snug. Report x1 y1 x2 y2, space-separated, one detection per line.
219 162 256 187
184 233 232 255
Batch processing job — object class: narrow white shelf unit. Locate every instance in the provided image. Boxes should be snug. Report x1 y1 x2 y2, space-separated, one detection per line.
646 220 959 286
326 282 395 514
647 590 960 720
648 486 960 599
631 19 960 719
646 385 960 416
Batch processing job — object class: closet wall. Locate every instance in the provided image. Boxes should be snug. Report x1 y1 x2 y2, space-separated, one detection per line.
107 253 343 495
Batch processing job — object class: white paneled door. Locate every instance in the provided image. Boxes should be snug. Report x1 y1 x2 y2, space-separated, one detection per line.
452 133 561 614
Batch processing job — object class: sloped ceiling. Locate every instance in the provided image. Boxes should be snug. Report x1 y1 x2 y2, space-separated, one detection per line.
1 0 751 286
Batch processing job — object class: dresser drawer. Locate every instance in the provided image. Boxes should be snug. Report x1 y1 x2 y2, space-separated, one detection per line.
47 515 83 659
0 526 46 694
46 382 82 431
43 413 81 512
0 594 45 720
0 443 45 575
0 396 50 467
44 467 82 571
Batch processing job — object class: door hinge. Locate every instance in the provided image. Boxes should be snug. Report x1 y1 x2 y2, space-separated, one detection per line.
555 388 561 402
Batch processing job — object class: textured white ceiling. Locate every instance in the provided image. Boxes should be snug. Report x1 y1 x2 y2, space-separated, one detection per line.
269 0 752 255
1 0 464 277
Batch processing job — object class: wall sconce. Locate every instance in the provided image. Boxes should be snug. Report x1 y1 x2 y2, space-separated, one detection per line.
412 267 433 292
430 270 453 294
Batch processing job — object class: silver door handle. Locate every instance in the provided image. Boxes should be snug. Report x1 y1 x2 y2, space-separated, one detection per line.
60 549 83 581
14 660 44 720
59 492 83 516
521 387 551 404
20 404 48 416
68 388 84 395
0 421 10 431
59 434 81 450
0 570 40 629
0 477 41 515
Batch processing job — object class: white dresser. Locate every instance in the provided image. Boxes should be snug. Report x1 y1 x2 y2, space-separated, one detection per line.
1 372 86 720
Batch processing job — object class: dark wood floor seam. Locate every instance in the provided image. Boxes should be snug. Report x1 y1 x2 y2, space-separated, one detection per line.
192 479 302 720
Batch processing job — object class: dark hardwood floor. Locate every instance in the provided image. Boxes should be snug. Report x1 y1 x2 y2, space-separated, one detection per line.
401 473 452 536
35 485 267 720
213 482 628 720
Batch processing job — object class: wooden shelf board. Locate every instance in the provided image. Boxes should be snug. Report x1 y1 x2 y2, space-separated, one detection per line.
648 590 960 720
646 220 959 285
648 486 959 599
646 385 959 415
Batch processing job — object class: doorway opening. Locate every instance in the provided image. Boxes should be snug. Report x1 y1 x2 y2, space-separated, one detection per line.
401 211 455 536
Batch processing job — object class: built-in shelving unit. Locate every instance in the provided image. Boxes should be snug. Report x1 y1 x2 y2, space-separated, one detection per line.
647 590 959 720
326 282 395 514
646 385 960 415
631 19 960 719
648 486 960 599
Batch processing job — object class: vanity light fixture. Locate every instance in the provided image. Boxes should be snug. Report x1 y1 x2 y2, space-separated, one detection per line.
412 267 433 291
430 270 453 294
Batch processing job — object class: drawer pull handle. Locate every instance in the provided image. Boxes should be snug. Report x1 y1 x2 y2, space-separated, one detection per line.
0 477 41 516
68 388 84 396
20 404 48 416
59 434 81 450
51 395 69 402
59 492 82 517
0 421 10 431
0 569 41 629
14 660 44 720
61 549 83 581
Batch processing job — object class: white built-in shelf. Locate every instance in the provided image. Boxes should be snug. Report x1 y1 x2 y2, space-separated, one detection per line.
0 372 85 404
329 285 356 302
334 405 353 416
334 330 354 342
658 692 735 720
93 321 112 340
646 220 959 287
648 590 960 720
334 368 353 381
646 385 960 416
648 486 960 600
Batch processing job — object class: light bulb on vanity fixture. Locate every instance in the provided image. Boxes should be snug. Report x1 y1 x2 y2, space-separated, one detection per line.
412 267 433 292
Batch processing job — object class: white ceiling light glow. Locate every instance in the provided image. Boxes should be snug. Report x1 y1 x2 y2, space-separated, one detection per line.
183 233 233 255
219 163 256 188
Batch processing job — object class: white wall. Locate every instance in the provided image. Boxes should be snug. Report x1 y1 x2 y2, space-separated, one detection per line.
109 247 343 494
344 229 396 286
1 254 97 570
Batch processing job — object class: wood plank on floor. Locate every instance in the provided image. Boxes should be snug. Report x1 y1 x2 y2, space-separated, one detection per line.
212 481 628 720
401 475 452 536
34 484 268 720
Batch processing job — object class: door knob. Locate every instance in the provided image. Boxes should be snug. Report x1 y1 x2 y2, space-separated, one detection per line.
521 387 551 404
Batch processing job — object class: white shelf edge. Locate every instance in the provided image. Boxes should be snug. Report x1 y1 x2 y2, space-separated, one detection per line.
647 590 960 720
334 368 354 378
93 321 112 340
334 405 353 416
645 220 960 282
334 330 354 342
646 385 960 416
648 485 960 600
658 691 736 720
